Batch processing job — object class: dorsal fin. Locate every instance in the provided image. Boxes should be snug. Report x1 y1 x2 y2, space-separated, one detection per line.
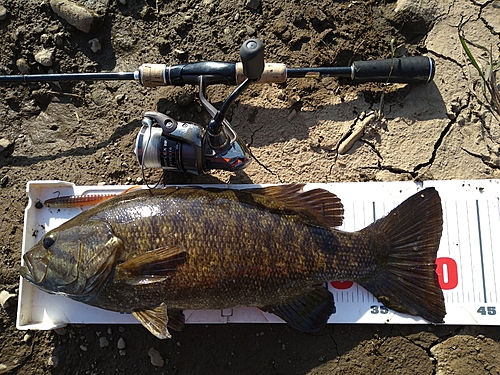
242 184 344 228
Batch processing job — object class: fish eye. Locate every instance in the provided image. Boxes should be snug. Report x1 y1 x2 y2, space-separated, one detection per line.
43 233 58 249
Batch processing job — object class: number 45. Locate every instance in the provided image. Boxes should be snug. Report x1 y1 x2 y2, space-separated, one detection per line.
477 306 496 315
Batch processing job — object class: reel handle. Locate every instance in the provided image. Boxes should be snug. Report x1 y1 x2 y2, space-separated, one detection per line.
239 39 265 81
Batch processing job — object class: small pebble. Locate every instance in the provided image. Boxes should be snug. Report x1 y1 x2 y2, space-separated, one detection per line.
118 0 127 4
119 349 126 356
0 5 7 21
48 355 59 368
245 25 256 36
115 94 125 104
23 334 31 342
0 138 14 155
0 175 8 188
35 48 54 67
177 92 194 107
148 348 164 367
54 327 67 336
99 336 109 348
89 38 101 53
80 345 88 351
245 0 260 10
16 58 30 74
0 290 16 309
117 337 126 349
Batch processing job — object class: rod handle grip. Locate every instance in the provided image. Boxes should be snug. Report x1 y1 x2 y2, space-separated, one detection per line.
352 56 435 83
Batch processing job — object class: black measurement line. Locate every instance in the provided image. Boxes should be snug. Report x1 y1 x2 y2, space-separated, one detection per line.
476 200 488 304
372 201 376 222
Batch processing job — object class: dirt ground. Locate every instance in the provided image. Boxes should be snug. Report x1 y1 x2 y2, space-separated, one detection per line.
1 0 500 374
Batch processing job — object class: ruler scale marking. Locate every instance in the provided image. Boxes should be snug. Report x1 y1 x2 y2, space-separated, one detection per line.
476 200 488 304
467 200 476 303
455 200 466 304
484 201 497 303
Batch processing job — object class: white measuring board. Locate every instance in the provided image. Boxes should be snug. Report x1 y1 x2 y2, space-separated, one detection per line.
17 179 500 331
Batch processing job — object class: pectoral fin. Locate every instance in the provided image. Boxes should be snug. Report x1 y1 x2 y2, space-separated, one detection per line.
115 245 188 286
262 286 334 333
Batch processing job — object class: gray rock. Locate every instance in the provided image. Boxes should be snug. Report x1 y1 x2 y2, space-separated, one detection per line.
1 175 9 188
0 5 7 21
117 337 126 349
245 0 260 10
54 327 68 335
0 290 16 308
391 0 443 38
89 37 101 53
0 138 14 157
47 355 59 368
49 0 102 33
35 48 55 67
246 25 256 36
16 58 30 74
177 92 194 107
148 348 164 367
99 336 109 348
91 84 112 106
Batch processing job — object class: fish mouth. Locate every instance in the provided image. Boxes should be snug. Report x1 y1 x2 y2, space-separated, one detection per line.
20 252 47 284
19 265 35 283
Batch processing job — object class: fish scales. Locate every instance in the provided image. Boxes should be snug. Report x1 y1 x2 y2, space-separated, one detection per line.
21 185 446 338
94 188 373 310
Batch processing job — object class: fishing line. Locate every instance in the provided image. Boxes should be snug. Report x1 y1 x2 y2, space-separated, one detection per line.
141 120 162 190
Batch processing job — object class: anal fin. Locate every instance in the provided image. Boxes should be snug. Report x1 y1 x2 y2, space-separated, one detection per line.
262 286 334 333
133 303 172 339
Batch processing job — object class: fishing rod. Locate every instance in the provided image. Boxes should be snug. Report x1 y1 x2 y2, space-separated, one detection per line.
0 39 435 176
0 56 434 87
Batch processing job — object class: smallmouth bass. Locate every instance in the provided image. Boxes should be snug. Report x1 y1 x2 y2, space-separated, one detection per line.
21 184 446 338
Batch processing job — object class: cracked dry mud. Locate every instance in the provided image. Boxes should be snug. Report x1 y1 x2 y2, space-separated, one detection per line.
1 0 500 374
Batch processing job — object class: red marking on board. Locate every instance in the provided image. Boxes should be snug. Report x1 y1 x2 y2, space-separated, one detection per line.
435 257 458 290
330 281 354 290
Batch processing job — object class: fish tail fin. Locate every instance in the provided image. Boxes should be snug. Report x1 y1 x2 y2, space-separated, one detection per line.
359 187 446 323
